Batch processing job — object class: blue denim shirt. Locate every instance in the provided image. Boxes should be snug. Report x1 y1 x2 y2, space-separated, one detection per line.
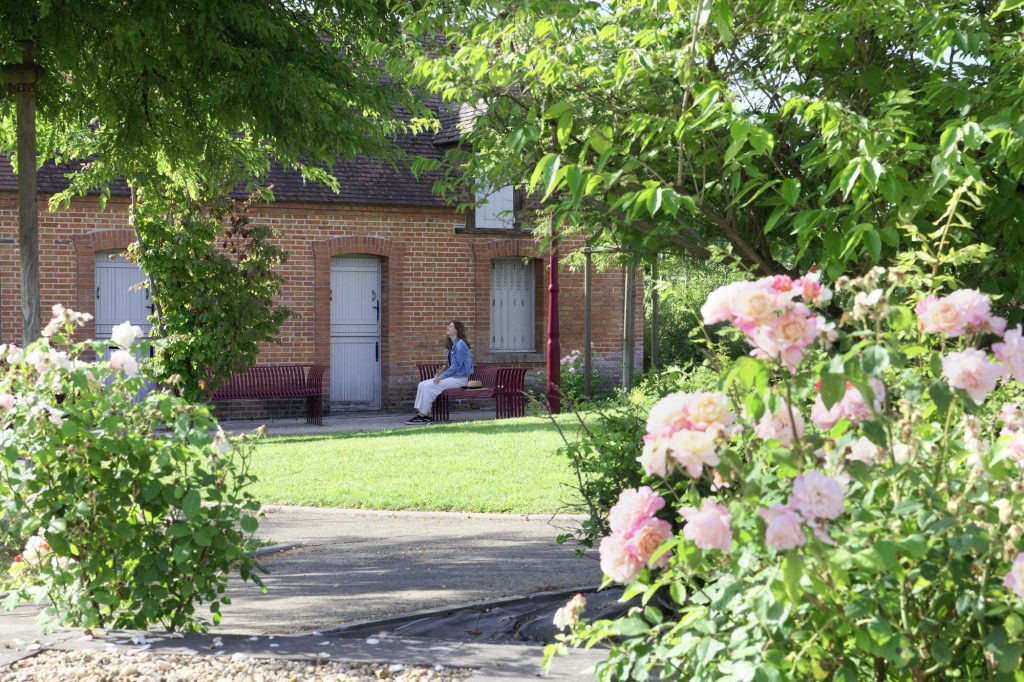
440 339 474 379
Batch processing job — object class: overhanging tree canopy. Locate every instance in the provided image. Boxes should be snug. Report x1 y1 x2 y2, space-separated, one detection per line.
406 0 1024 309
0 0 415 342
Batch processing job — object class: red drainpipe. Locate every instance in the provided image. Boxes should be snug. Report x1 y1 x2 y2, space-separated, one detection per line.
546 213 561 414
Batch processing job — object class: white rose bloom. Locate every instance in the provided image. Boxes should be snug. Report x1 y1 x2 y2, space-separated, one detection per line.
212 429 231 454
109 350 139 377
111 321 144 349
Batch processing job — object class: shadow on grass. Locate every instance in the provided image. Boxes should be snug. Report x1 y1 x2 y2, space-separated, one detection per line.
262 416 585 447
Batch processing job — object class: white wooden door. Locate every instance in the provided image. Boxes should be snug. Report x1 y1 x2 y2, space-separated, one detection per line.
95 253 153 398
330 256 381 409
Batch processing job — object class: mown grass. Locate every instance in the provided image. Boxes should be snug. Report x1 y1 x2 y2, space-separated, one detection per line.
244 414 583 514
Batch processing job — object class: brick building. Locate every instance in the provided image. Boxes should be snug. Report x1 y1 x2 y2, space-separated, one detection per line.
0 113 642 417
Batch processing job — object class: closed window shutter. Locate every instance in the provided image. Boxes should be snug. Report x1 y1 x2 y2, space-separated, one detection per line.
475 185 516 230
491 258 535 351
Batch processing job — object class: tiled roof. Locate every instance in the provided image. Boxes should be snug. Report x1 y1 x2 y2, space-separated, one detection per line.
0 102 452 209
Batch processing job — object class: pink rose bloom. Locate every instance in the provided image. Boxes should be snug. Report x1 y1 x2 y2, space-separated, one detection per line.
770 275 794 292
749 305 821 370
917 296 966 336
701 281 748 325
807 519 837 546
946 289 998 333
793 273 833 305
599 534 643 584
994 325 1024 383
754 400 805 446
1004 553 1024 600
684 391 734 432
760 504 806 551
789 471 845 521
679 500 732 551
0 393 14 410
942 348 1004 404
627 517 673 568
638 435 670 478
608 487 665 536
646 391 693 437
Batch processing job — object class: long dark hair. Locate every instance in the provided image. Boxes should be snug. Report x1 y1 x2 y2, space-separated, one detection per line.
446 320 470 349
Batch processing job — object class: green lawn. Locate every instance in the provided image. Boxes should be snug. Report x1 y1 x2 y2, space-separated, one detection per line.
244 414 583 513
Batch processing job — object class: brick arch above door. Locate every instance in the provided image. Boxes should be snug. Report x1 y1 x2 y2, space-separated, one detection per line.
71 229 138 341
310 236 405 401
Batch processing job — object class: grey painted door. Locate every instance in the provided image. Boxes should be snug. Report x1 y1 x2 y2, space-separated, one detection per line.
95 253 153 398
330 256 381 409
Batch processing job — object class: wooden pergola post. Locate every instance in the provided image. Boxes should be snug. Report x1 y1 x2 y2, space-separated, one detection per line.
583 248 592 398
650 253 659 372
622 259 636 389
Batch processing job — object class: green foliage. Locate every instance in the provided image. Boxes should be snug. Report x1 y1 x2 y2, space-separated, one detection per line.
406 0 1024 309
648 256 748 369
129 188 289 400
0 310 264 632
0 1 415 202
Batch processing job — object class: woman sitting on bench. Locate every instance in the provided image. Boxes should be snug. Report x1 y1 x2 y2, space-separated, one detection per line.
406 320 474 425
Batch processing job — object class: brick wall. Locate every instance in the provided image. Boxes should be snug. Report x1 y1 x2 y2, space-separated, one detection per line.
0 193 644 414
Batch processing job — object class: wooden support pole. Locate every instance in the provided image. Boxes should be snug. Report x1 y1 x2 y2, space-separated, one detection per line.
583 249 592 398
650 253 659 372
622 260 636 389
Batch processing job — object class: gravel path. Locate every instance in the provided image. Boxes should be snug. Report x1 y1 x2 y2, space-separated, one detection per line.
1 650 472 682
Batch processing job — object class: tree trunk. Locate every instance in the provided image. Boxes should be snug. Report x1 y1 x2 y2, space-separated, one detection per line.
622 261 636 389
15 42 39 344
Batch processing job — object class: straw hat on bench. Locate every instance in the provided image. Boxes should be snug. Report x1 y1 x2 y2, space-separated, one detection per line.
465 379 484 389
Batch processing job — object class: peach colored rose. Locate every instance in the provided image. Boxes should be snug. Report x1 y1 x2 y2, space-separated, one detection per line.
627 517 673 567
600 534 643 584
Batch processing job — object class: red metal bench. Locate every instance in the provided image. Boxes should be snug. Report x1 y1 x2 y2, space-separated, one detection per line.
213 365 327 425
416 362 529 422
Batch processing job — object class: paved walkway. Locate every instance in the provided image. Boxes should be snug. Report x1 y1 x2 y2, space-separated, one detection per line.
1 505 607 680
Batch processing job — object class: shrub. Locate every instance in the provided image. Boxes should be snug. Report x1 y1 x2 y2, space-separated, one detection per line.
647 257 749 370
0 306 264 632
130 187 290 401
558 349 610 407
549 266 1024 680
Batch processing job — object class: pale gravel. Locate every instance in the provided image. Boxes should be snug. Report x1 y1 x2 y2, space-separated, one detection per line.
1 650 473 682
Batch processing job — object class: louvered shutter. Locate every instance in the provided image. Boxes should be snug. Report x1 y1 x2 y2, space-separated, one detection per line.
490 258 535 351
475 185 516 230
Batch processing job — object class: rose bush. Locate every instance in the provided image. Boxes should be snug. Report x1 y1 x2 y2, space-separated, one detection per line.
548 267 1024 680
0 306 264 632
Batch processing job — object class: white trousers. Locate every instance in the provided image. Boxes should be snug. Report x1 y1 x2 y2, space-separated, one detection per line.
415 376 469 415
